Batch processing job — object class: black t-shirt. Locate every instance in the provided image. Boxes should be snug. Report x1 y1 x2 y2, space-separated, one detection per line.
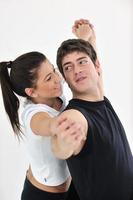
65 97 133 200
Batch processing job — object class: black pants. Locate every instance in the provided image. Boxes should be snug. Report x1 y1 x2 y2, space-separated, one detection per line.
21 178 80 200
65 181 80 200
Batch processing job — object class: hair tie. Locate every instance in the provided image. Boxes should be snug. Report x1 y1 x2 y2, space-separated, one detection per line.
6 61 13 68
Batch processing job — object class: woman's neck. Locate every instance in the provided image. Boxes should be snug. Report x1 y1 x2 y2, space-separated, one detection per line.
32 97 62 111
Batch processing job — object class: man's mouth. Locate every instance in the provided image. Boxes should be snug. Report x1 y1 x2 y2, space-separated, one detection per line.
75 76 87 83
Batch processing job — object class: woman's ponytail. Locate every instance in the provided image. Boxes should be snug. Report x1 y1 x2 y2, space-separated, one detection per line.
0 62 21 138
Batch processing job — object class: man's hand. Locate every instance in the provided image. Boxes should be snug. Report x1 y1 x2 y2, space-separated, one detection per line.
51 116 86 159
72 18 96 50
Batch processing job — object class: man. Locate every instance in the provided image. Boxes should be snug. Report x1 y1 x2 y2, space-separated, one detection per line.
51 25 133 200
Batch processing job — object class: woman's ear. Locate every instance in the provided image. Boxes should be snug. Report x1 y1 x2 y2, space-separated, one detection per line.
25 88 37 98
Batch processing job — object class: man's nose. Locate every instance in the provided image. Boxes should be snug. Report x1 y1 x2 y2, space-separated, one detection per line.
74 65 82 75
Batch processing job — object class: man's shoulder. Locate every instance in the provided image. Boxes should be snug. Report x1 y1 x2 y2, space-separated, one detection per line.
65 98 81 110
61 107 88 128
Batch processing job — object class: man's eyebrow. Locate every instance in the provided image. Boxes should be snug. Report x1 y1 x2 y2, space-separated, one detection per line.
62 62 72 67
63 56 87 67
76 56 87 61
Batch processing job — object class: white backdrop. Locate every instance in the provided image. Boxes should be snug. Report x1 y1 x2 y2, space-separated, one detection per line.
0 0 132 199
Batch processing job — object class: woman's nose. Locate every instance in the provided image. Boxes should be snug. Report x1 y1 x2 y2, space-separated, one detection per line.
54 71 61 83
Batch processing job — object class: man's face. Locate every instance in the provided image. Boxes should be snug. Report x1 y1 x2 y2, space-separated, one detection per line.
62 51 100 96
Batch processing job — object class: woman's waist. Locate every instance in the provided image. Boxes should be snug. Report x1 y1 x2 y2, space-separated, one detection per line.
27 167 71 193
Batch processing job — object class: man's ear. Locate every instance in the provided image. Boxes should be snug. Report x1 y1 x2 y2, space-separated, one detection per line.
95 59 100 68
25 88 37 98
95 59 102 76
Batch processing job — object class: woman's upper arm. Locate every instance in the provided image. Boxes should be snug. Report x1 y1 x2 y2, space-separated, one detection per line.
30 112 54 136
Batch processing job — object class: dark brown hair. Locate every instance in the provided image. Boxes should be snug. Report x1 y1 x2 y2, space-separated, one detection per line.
0 52 46 138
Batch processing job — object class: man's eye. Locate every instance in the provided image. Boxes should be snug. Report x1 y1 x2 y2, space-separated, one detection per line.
64 66 72 71
79 60 88 65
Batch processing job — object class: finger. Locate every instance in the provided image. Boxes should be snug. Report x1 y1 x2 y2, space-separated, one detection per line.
74 132 86 143
63 123 82 136
64 131 82 144
58 119 76 132
58 124 82 141
72 25 77 33
80 19 90 24
57 116 68 125
72 125 86 140
74 19 84 28
89 23 94 29
77 19 90 26
77 23 91 30
70 134 84 148
74 19 92 30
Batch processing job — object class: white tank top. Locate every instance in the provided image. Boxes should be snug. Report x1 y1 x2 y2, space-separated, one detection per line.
21 97 70 186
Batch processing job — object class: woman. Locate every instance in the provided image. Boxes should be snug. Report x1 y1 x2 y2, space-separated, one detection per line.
0 19 95 200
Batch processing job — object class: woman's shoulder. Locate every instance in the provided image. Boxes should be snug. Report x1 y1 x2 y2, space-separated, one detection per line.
21 101 50 122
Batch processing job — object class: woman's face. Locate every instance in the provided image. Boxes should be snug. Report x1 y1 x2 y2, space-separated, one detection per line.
32 59 62 103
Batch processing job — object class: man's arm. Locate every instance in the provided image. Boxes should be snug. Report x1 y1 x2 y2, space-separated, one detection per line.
72 18 97 51
51 19 96 159
51 109 88 159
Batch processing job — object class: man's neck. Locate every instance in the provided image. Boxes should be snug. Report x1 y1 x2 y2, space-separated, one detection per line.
73 89 104 102
73 95 104 102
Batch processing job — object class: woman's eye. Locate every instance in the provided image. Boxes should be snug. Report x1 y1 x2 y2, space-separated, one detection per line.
46 76 52 81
